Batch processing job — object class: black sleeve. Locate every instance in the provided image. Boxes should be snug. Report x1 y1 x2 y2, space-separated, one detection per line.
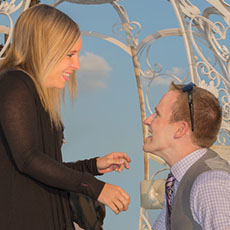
64 157 103 176
0 71 104 200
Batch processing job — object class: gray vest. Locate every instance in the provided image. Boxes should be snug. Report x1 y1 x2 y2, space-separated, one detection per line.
168 149 230 230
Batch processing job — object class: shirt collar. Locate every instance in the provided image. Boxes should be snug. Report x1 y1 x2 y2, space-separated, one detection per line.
171 148 208 182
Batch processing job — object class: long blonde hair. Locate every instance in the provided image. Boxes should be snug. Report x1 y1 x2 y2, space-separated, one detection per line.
0 4 81 128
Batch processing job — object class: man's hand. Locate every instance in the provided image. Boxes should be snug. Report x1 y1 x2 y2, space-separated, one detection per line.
97 183 130 214
96 152 131 174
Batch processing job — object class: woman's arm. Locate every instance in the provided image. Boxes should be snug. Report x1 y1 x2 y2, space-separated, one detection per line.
0 71 104 200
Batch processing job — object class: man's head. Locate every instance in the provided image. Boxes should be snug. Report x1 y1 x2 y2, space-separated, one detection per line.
169 82 222 148
143 82 222 162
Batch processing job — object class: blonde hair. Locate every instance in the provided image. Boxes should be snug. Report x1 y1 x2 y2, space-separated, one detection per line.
169 82 222 148
0 4 81 128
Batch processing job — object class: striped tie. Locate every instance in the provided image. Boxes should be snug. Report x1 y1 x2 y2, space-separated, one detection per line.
165 172 175 226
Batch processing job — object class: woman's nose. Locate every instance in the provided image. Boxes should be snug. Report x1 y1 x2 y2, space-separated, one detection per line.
71 57 80 70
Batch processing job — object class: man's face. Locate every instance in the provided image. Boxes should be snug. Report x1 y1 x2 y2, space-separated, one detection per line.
143 91 179 156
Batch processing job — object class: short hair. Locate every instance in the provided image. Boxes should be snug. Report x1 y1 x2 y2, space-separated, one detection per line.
0 4 80 128
169 82 222 148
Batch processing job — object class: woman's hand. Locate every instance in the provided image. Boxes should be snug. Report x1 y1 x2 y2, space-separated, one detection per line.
97 183 130 214
96 152 131 174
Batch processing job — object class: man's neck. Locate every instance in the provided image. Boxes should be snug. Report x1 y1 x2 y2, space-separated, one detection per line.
166 145 201 167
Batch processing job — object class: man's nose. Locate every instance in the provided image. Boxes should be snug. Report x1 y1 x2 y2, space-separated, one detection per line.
144 115 153 126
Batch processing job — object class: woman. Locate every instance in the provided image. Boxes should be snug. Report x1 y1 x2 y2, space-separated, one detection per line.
0 4 130 230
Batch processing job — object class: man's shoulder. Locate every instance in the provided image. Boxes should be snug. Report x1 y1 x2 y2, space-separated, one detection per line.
189 149 230 187
191 170 230 202
204 149 230 171
194 169 230 186
190 167 230 229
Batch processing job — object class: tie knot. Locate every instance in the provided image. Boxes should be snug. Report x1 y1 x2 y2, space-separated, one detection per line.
166 172 175 193
166 172 175 183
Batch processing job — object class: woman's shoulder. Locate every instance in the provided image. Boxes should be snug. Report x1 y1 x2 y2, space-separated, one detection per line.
0 69 32 83
0 69 39 100
0 69 37 92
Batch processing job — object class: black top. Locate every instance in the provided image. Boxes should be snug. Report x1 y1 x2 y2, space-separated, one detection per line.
0 69 105 230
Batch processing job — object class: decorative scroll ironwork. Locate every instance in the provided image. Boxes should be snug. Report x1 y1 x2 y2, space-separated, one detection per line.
0 0 31 57
53 0 117 8
1 1 230 229
172 0 230 144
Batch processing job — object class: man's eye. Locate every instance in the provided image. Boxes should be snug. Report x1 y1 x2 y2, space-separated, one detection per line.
153 113 158 118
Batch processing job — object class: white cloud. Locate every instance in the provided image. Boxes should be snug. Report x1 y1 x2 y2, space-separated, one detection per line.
166 66 185 76
141 66 185 87
154 66 185 85
154 77 172 85
77 52 112 92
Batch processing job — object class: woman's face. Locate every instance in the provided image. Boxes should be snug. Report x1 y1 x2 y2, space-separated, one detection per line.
44 37 82 89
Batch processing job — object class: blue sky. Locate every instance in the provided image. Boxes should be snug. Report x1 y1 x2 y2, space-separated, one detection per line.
55 1 187 229
1 0 214 229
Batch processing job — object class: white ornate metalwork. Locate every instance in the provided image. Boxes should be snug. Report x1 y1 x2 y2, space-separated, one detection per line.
2 0 230 229
0 0 31 58
53 0 117 8
171 0 230 145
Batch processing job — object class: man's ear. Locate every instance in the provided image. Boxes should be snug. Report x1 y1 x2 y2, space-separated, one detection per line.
174 121 189 139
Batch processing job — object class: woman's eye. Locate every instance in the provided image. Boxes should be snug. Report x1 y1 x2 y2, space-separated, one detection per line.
67 53 74 58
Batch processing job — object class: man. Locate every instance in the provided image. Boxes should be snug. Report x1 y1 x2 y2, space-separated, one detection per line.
143 82 230 230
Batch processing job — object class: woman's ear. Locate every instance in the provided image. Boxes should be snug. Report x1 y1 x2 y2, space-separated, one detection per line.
174 121 189 139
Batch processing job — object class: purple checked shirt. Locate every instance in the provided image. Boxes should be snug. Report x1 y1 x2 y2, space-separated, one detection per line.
152 148 230 230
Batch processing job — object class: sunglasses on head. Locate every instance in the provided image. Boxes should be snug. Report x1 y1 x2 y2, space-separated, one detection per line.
182 82 196 132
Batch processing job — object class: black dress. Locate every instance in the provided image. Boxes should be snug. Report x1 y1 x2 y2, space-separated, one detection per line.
0 69 105 230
